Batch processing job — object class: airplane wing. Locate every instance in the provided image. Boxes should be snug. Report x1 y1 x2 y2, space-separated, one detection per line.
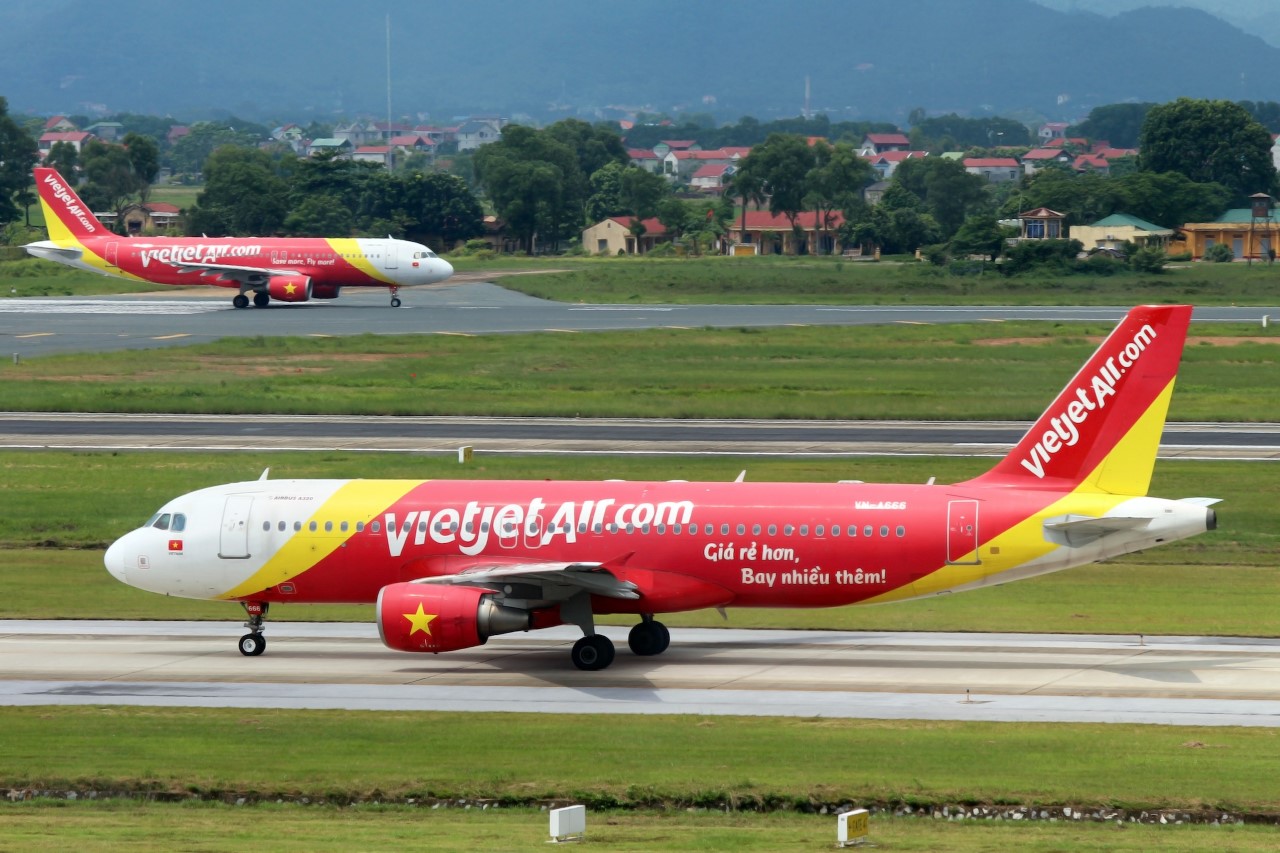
1043 515 1150 547
412 560 641 600
173 261 301 284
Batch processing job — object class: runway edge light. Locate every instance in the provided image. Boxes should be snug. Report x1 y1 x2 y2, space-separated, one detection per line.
837 808 869 847
549 804 586 843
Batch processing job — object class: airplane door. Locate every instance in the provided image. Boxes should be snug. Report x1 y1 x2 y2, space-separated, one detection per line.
106 242 118 267
946 500 980 565
382 242 398 271
219 495 253 559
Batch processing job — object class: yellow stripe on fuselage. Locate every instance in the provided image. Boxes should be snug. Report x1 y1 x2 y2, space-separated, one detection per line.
326 238 395 284
218 479 423 600
862 379 1176 603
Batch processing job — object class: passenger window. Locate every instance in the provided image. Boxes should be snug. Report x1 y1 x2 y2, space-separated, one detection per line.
309 521 318 532
721 524 729 536
356 521 364 532
371 521 381 533
736 524 745 536
340 521 349 532
831 525 839 537
880 525 889 538
768 524 777 536
784 525 795 536
278 521 286 532
752 524 761 535
801 525 809 536
896 526 905 537
294 521 302 532
324 521 334 532
262 521 270 532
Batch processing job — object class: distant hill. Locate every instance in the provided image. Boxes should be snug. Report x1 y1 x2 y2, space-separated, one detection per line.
4 0 1280 124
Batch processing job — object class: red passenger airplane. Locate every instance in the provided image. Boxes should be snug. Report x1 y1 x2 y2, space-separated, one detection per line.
104 305 1217 670
24 167 453 308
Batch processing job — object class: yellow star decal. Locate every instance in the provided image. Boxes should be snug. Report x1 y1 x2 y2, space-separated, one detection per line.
404 603 437 636
284 282 297 294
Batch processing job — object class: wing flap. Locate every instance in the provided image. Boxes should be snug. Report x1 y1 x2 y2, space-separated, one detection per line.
413 560 641 600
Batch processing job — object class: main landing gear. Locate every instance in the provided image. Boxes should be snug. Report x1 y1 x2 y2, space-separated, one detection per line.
563 591 670 670
238 601 268 656
231 291 270 309
390 285 402 308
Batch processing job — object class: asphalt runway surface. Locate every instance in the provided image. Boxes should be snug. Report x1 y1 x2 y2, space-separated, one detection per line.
1 412 1277 459
3 281 1279 357
3 621 1279 727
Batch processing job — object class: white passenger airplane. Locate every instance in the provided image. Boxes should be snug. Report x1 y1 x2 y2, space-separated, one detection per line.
104 305 1217 670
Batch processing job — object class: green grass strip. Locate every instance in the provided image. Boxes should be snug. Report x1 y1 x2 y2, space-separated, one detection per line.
3 322 1280 419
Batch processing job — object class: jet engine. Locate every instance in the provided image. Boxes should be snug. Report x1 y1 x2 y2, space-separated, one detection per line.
310 283 341 300
266 274 312 303
376 583 531 653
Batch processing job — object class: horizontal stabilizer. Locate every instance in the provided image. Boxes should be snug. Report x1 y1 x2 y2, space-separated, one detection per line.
24 242 83 262
1043 514 1150 547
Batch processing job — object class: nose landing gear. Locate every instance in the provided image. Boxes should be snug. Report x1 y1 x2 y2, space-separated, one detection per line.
390 286 402 308
238 601 269 656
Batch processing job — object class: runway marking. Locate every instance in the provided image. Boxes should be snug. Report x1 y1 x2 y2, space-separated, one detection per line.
16 332 54 338
0 299 226 315
570 307 676 312
152 334 190 341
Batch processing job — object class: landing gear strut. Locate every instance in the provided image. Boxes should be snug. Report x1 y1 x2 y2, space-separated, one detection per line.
238 601 268 656
390 285 402 308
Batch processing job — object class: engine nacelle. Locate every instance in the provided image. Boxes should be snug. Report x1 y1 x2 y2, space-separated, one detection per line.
311 283 341 300
266 274 312 303
376 583 531 654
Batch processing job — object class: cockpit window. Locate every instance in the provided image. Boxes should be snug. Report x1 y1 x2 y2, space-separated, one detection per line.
149 513 171 531
171 514 186 532
413 250 438 259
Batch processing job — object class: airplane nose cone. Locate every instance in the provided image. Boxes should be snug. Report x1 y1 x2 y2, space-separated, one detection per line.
436 258 454 280
103 536 127 584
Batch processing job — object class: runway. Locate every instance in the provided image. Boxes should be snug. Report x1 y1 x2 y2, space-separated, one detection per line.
1 412 1277 459
3 283 1278 357
4 621 1279 727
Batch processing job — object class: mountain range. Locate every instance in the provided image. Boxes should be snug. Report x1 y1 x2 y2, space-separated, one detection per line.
5 0 1280 125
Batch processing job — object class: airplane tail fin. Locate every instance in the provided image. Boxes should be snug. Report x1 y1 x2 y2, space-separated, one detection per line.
33 167 107 244
963 305 1193 496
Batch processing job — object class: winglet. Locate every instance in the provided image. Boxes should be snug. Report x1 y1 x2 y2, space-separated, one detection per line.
963 305 1192 496
32 167 107 244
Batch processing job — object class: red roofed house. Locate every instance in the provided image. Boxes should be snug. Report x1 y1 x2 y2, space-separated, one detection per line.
859 133 911 155
663 148 738 180
729 210 847 256
1038 122 1069 143
352 145 394 168
628 148 663 173
38 131 95 157
390 135 436 160
691 163 735 193
44 115 77 132
964 157 1021 183
582 216 670 255
1020 148 1073 176
1073 153 1110 175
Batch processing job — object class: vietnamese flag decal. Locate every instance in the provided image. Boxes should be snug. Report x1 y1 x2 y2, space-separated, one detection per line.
168 539 183 552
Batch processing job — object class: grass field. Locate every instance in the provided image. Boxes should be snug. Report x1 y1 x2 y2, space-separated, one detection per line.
7 249 1280 304
4 803 1274 852
4 321 1280 419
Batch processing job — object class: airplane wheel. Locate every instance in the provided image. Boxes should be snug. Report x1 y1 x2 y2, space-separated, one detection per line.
628 620 670 656
390 297 402 308
253 291 270 308
232 294 250 309
238 633 266 657
571 635 615 671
